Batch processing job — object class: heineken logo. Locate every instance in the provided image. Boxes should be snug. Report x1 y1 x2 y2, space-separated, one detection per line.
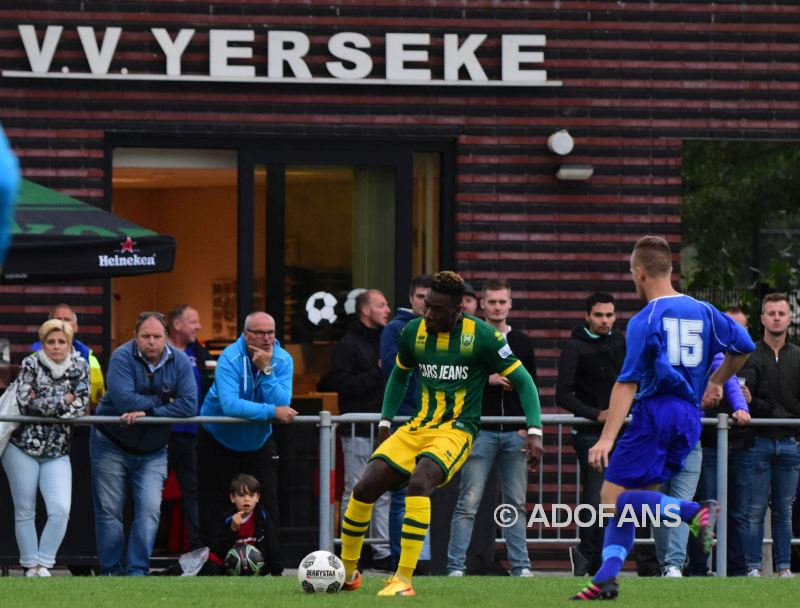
97 236 157 267
98 253 157 267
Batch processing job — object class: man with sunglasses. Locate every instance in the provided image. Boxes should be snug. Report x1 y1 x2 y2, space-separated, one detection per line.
198 311 297 575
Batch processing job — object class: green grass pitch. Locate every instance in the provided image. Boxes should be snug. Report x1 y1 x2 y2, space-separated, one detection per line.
0 575 794 607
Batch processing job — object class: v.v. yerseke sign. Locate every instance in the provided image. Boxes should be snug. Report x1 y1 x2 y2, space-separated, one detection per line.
2 25 561 87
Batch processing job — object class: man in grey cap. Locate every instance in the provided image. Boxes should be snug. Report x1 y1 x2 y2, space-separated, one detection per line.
461 282 478 316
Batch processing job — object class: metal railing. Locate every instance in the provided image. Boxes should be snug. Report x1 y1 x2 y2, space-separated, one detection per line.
2 411 799 576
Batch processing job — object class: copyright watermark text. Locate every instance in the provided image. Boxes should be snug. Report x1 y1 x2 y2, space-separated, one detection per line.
493 503 681 529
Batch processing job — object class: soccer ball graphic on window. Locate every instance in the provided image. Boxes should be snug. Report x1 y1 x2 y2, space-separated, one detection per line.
343 288 367 316
305 291 338 326
297 550 345 593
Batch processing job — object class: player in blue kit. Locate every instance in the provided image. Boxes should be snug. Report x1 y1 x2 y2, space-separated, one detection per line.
572 236 755 600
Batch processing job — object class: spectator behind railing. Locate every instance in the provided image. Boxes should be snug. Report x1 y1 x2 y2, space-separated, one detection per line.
331 290 392 571
1 319 89 577
197 311 297 577
739 292 800 578
32 303 106 412
166 304 212 550
90 311 196 576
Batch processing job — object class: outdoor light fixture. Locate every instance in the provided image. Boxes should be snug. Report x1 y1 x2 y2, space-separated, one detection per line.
555 163 594 181
547 129 574 155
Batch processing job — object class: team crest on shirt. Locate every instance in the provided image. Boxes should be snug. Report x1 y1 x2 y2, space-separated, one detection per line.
461 333 474 347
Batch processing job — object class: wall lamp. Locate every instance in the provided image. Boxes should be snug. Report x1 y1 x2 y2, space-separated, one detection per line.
556 163 595 181
548 129 594 181
547 129 574 155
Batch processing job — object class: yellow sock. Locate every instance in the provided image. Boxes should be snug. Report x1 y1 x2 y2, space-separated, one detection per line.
396 495 431 584
340 497 374 581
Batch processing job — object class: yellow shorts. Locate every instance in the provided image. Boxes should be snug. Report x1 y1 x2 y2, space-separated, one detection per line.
370 425 473 486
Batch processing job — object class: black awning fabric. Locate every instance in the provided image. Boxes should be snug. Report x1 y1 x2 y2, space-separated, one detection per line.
2 179 176 282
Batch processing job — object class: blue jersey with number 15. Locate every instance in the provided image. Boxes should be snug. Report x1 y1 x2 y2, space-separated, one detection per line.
617 294 755 406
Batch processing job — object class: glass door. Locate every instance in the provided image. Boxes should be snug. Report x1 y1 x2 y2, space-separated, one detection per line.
257 164 396 393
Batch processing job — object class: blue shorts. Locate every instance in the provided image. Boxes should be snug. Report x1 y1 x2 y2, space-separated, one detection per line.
605 395 701 489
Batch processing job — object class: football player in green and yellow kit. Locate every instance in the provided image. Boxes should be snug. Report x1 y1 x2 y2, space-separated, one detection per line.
339 270 543 597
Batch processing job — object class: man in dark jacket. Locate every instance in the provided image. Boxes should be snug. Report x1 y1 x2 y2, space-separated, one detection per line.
555 292 625 576
687 305 753 576
447 278 539 577
739 292 800 578
380 274 433 568
166 304 212 550
332 289 391 568
91 311 196 576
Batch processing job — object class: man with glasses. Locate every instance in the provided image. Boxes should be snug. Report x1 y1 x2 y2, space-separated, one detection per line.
198 311 297 575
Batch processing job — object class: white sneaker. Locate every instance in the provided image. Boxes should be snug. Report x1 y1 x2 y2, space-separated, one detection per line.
662 566 682 578
778 569 793 578
448 570 464 577
517 568 533 577
36 567 51 577
747 568 761 577
24 568 38 578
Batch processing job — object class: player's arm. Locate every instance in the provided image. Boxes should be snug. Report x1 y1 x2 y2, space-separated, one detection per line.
703 309 755 406
505 363 544 471
381 362 413 422
378 323 417 442
378 362 412 444
588 381 637 471
703 352 750 407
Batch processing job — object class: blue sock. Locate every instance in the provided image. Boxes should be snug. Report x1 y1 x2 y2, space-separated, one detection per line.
592 516 634 583
620 490 700 523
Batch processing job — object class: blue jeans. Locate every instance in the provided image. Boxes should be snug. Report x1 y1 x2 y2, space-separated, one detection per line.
90 428 167 575
687 446 717 575
745 436 800 572
447 430 529 575
727 447 755 575
654 441 702 570
1 443 71 568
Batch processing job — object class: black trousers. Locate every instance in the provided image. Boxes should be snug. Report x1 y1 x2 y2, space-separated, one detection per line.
167 432 204 549
573 430 660 576
197 428 282 574
573 431 605 572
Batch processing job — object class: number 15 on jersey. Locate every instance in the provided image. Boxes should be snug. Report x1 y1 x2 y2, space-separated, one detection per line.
663 318 704 368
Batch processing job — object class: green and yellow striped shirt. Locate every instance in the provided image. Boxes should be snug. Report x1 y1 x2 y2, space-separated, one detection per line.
394 314 523 438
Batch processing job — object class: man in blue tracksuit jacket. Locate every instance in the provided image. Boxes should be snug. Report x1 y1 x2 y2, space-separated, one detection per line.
197 311 297 575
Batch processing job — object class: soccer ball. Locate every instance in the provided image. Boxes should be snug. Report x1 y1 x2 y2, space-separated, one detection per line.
305 291 338 326
297 550 345 593
224 543 264 576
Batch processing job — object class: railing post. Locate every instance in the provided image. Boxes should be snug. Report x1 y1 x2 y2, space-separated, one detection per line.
318 410 333 553
715 413 729 577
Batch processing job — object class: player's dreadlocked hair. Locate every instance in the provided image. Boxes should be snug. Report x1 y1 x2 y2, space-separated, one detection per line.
431 270 466 307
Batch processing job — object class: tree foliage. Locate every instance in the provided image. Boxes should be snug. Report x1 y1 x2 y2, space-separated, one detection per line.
682 141 800 292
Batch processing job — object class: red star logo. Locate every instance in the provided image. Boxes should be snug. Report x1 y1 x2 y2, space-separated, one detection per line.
120 237 135 253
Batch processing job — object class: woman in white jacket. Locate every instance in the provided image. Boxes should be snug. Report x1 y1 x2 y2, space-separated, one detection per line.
1 319 89 576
